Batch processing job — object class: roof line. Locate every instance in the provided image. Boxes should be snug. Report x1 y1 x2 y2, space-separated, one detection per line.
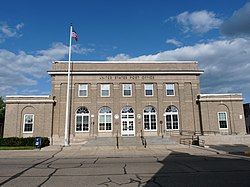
53 60 199 64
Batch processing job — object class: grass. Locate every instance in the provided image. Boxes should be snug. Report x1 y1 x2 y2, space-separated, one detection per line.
0 146 35 150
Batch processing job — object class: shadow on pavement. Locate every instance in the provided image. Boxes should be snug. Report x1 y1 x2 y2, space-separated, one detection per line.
208 144 250 156
143 150 250 187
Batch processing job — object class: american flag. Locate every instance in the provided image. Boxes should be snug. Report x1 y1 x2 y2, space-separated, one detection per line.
72 29 78 42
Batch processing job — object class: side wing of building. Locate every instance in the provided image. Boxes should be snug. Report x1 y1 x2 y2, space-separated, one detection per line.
4 96 55 142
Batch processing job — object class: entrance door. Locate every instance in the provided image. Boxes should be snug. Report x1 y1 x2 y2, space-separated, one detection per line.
121 107 135 136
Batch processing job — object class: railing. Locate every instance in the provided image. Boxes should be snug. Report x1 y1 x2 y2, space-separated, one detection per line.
116 130 119 149
140 130 147 148
180 138 192 146
180 135 205 147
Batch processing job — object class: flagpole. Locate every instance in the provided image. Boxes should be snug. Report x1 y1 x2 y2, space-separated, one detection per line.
64 23 73 146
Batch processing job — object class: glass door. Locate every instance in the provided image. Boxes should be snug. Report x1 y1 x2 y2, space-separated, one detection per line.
121 107 135 136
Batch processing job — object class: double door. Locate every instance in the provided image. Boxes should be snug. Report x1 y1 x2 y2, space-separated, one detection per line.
121 114 135 136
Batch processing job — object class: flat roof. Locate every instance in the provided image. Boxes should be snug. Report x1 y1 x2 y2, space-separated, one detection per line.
53 60 198 64
6 95 50 98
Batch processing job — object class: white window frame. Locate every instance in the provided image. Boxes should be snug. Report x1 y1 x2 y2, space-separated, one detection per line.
101 84 110 97
78 84 88 97
143 106 157 131
166 83 175 96
164 106 179 131
98 107 112 132
75 107 90 132
144 84 154 96
23 114 34 133
123 84 132 97
218 112 228 129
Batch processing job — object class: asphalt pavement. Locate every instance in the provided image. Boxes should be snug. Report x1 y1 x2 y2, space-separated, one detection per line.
1 143 250 187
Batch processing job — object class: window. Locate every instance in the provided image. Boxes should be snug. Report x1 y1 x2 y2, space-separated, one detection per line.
123 84 132 96
101 84 110 97
165 106 179 130
144 84 153 96
166 83 175 96
78 84 88 97
23 114 34 133
99 107 112 131
75 107 90 132
218 112 228 129
143 106 157 131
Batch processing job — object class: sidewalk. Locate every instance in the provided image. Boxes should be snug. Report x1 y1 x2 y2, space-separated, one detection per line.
40 143 229 158
0 143 249 159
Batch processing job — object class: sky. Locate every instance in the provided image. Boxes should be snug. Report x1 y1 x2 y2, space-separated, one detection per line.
0 0 250 103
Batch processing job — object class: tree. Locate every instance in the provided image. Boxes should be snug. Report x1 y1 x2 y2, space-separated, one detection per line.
0 97 5 119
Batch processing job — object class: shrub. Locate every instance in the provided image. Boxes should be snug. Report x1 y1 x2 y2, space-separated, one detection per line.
0 137 50 147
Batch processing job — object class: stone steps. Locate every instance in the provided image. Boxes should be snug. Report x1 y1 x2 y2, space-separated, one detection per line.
81 136 177 147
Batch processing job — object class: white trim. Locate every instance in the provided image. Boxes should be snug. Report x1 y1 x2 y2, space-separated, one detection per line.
75 113 90 132
198 98 243 102
53 60 198 64
98 108 113 132
218 112 228 129
200 93 242 97
143 107 157 131
144 83 154 97
166 83 175 96
48 71 204 75
6 95 50 98
78 84 88 97
164 106 179 131
6 100 55 103
23 114 34 133
121 107 135 136
122 84 132 97
100 84 110 97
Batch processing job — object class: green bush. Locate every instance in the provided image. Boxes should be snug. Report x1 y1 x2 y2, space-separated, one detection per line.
0 137 50 147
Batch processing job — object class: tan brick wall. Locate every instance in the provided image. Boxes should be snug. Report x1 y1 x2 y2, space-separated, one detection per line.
4 96 55 140
4 62 246 146
198 94 246 135
50 62 202 143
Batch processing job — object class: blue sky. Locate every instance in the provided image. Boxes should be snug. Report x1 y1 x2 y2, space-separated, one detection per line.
1 0 250 103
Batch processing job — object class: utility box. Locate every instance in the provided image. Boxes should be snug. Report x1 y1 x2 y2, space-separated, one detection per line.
35 137 41 149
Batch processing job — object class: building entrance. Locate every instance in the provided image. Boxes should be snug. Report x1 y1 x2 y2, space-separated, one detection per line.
121 107 135 136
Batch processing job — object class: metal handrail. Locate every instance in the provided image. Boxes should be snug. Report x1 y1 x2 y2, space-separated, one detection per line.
116 130 119 149
140 130 147 148
180 136 205 147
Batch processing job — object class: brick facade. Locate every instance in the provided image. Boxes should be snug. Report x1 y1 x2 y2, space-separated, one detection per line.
4 61 246 145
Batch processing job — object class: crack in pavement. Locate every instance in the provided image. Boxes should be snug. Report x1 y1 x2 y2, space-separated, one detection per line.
0 148 62 186
123 163 127 174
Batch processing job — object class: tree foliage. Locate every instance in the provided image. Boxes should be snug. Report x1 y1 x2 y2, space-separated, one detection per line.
0 97 5 119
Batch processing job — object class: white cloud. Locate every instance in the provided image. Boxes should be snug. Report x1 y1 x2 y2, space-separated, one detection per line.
16 23 24 30
170 10 223 33
166 38 183 47
107 38 250 101
0 43 94 97
220 2 250 37
0 22 24 43
72 44 95 54
107 53 131 61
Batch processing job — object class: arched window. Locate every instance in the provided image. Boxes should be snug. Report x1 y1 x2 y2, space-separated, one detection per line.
143 106 157 131
121 106 134 114
165 105 179 130
75 106 90 132
99 107 112 131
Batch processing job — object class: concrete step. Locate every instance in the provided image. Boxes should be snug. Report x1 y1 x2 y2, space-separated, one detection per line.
145 136 177 145
81 136 177 148
83 137 116 147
